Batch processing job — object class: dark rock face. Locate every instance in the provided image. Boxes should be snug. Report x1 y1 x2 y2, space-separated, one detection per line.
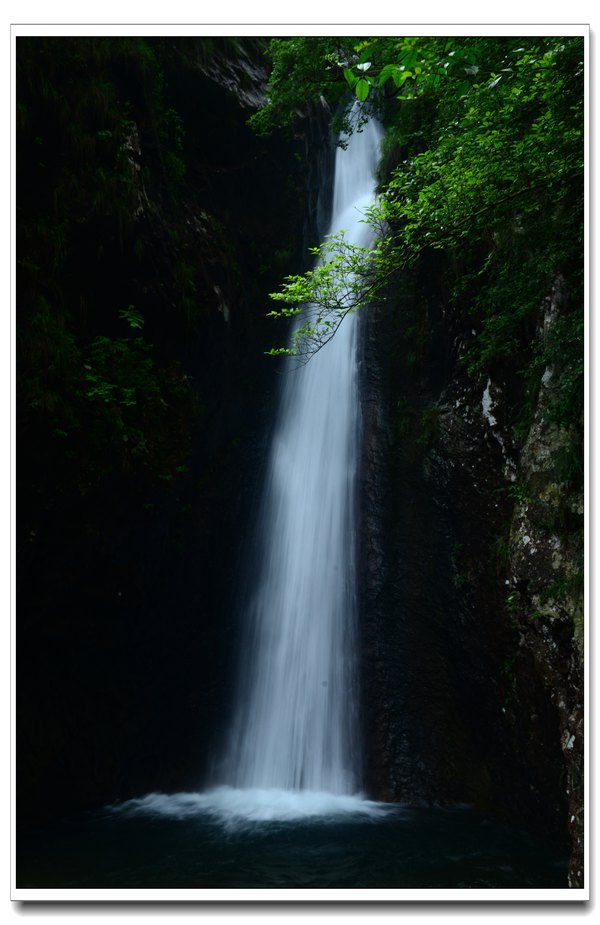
358 296 512 810
16 38 329 823
357 261 578 869
500 279 584 888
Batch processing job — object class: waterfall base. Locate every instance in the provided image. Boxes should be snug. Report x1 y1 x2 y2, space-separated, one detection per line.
110 787 398 830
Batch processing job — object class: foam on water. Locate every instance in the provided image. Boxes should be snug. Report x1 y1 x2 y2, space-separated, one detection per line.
111 787 399 831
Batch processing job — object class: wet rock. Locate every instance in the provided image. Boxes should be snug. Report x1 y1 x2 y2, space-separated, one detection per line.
505 291 584 886
358 261 581 882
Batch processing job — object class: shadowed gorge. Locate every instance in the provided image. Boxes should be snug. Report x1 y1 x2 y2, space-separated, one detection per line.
16 34 584 894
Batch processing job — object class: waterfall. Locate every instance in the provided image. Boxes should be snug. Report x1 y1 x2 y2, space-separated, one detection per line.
111 112 392 828
220 111 383 799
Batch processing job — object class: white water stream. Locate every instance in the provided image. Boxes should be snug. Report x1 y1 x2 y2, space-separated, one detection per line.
214 113 384 812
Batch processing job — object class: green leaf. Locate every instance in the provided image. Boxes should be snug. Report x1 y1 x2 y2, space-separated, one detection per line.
394 70 414 88
355 79 370 102
119 305 144 329
343 67 358 88
378 63 398 86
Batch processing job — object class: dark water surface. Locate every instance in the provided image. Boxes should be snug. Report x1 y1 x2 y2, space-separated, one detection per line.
18 803 568 890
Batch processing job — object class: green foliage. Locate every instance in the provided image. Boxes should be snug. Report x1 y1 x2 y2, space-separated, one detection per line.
266 232 377 360
248 38 359 136
260 39 581 311
19 295 193 490
340 37 472 103
16 37 199 506
538 575 583 608
84 334 157 408
251 36 491 130
505 480 531 506
119 304 144 329
259 36 583 444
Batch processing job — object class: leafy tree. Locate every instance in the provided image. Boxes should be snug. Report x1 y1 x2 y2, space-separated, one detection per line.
258 36 584 431
248 37 362 136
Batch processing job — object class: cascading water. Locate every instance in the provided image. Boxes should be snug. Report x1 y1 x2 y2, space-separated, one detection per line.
112 110 391 827
220 113 384 801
